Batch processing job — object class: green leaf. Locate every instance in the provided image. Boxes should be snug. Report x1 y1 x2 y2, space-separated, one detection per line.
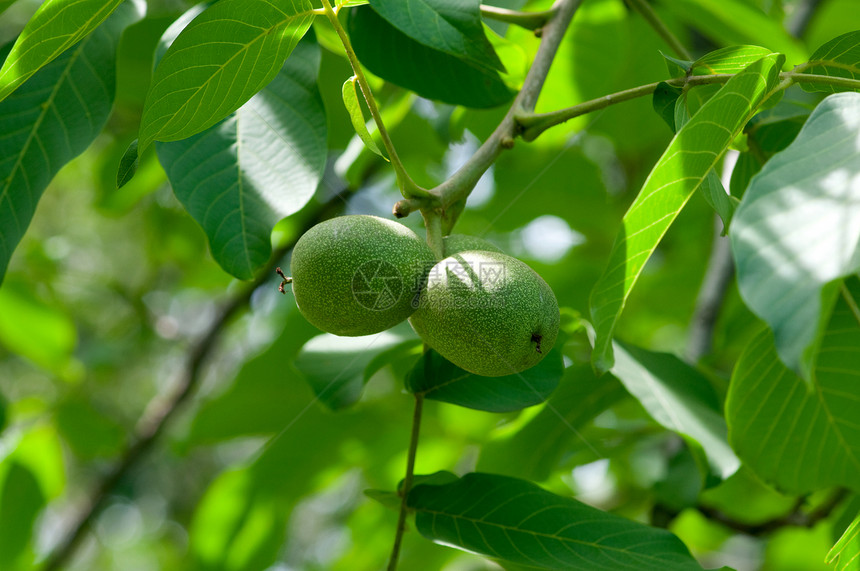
726 283 860 494
828 511 860 570
0 281 77 375
0 463 44 567
699 169 737 234
407 472 703 570
0 3 140 285
653 82 683 131
611 341 740 481
138 0 315 150
0 0 126 103
348 5 513 109
405 343 563 412
477 364 626 481
589 53 783 373
692 45 775 75
0 391 5 436
190 468 286 570
729 98 809 197
115 138 139 188
0 0 17 17
293 324 416 410
801 31 860 93
157 34 327 280
368 0 504 72
665 0 807 64
661 52 694 77
731 92 860 381
676 90 739 234
342 75 386 159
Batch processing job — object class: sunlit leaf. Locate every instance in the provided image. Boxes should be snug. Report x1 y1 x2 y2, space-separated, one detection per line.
731 92 860 381
611 342 740 481
190 468 285 570
828 511 860 570
407 472 703 570
157 34 327 280
405 343 563 412
726 280 860 493
0 281 77 374
692 45 775 75
0 3 141 285
368 0 504 72
800 31 860 93
138 0 315 150
589 54 783 372
0 0 127 103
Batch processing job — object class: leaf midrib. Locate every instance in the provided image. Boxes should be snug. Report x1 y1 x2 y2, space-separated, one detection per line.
142 6 315 147
416 506 684 564
0 35 91 231
0 0 118 101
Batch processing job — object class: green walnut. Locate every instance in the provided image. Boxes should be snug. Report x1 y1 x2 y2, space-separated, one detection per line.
442 234 502 256
290 215 435 336
409 250 560 376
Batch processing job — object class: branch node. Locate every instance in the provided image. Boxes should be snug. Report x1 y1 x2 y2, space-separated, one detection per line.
501 136 515 149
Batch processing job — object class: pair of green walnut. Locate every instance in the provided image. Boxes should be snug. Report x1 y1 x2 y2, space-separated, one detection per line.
289 215 560 377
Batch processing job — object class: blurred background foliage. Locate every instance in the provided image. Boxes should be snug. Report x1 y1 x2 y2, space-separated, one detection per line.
1 0 859 569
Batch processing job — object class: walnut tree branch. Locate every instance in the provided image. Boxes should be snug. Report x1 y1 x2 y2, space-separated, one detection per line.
696 487 850 536
430 0 583 232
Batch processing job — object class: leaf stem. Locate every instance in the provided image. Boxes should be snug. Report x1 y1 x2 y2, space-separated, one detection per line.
430 0 583 223
320 0 431 199
518 74 733 140
421 209 445 259
518 71 860 141
479 4 556 31
624 0 692 60
697 487 849 535
387 393 425 571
